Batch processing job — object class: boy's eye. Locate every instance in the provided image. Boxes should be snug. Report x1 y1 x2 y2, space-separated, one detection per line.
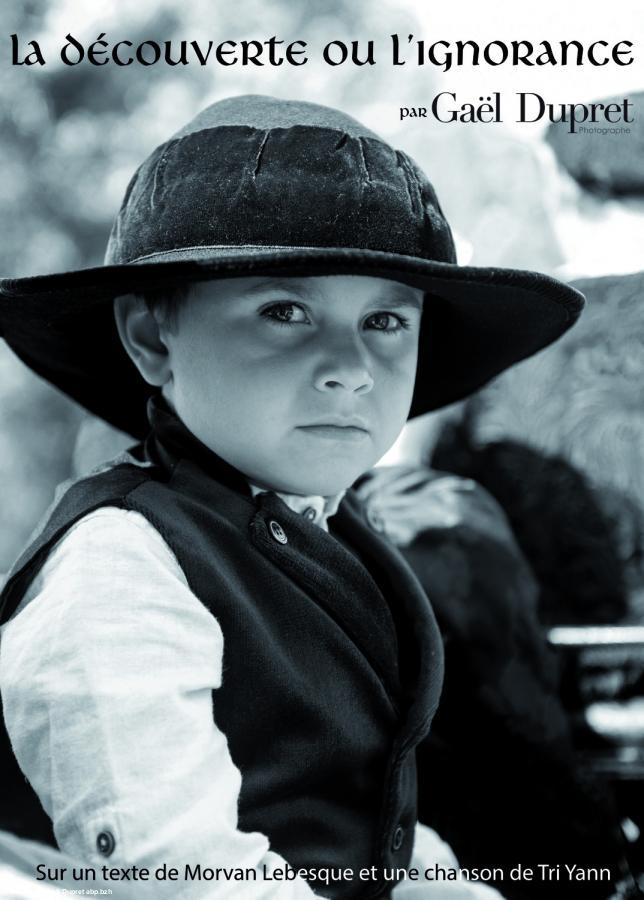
260 302 310 325
364 312 410 334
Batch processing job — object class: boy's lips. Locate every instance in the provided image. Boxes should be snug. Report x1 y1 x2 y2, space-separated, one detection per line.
297 418 370 442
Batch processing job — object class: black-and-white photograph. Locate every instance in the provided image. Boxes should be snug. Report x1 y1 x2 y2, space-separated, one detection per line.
0 1 643 898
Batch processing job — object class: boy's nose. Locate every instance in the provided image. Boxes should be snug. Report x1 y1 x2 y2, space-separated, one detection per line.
313 342 375 395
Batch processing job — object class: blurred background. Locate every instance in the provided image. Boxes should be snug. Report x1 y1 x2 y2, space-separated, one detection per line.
1 0 644 893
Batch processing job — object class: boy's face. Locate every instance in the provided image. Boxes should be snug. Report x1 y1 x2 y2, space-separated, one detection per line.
159 274 424 496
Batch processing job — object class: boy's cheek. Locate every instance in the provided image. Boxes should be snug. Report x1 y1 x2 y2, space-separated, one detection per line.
378 345 420 384
377 364 419 414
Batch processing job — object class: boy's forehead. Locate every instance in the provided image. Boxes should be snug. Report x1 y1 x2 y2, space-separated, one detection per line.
189 275 424 308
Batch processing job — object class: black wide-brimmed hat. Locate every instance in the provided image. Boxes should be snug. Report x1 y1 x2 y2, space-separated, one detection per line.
0 94 584 439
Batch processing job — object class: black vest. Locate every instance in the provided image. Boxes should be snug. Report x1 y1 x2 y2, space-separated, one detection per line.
0 401 444 899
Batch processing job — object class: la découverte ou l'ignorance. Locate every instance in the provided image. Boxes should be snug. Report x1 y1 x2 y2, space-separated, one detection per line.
15 33 634 69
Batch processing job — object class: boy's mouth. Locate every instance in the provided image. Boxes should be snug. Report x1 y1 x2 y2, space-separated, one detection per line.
297 420 370 442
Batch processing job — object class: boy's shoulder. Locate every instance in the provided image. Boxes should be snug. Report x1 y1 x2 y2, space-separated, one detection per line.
0 446 368 629
18 442 253 550
0 450 199 626
3 447 356 627
0 453 151 623
30 450 161 547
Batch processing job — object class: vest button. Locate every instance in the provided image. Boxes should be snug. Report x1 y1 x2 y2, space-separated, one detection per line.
391 824 405 852
269 520 288 544
96 830 115 857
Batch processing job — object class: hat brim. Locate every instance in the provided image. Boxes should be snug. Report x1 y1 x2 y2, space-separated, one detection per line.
0 246 584 439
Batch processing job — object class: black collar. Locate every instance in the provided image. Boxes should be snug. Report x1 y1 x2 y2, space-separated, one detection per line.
143 394 252 497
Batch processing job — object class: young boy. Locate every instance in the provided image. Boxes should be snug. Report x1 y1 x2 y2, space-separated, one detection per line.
0 95 583 898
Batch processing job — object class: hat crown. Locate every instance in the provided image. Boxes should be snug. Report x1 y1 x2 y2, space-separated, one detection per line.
105 94 456 267
171 93 383 141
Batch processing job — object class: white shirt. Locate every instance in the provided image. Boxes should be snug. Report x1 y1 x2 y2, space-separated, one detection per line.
0 495 503 899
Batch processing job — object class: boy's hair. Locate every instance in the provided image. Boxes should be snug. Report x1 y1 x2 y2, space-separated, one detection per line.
137 283 192 329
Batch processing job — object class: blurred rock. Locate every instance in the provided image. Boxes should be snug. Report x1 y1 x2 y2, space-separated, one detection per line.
472 271 644 492
546 92 644 196
467 270 644 607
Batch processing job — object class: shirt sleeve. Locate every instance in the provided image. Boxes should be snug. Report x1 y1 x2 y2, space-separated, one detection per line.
391 823 506 899
0 507 321 899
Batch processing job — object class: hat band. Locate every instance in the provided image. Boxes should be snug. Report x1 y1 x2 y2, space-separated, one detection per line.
130 244 348 263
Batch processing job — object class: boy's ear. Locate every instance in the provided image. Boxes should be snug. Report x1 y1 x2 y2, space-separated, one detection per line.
113 294 172 388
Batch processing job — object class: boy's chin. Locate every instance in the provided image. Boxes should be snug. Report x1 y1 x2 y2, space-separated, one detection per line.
261 466 364 498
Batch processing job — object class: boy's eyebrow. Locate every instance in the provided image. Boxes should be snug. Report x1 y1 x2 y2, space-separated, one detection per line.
240 278 424 309
239 278 313 299
378 293 424 312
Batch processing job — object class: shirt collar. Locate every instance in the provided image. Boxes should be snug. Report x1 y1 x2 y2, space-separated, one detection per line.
248 484 345 532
